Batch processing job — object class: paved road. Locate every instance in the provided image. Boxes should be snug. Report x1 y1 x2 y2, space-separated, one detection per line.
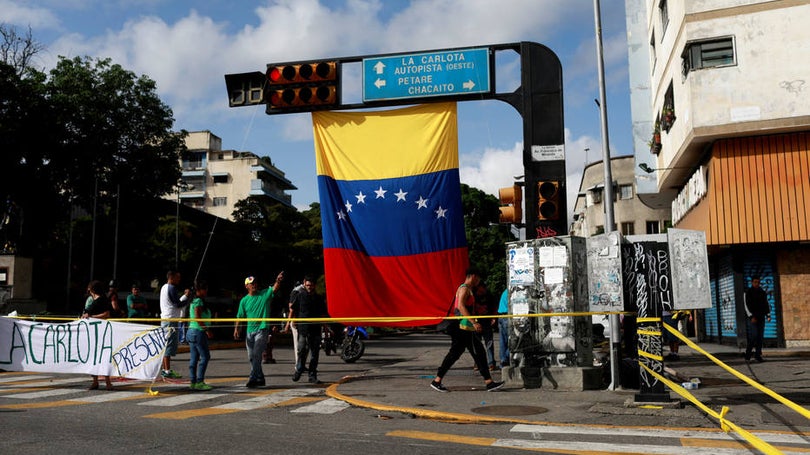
2 331 809 454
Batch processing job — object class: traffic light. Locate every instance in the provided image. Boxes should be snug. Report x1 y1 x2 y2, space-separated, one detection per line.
498 184 523 224
537 180 561 220
265 61 339 113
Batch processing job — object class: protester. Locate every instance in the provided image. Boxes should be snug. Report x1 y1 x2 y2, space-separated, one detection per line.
187 280 213 391
159 270 190 379
126 283 149 319
108 280 126 318
233 272 284 388
283 281 306 367
430 269 504 393
497 288 511 368
82 280 113 390
290 276 327 384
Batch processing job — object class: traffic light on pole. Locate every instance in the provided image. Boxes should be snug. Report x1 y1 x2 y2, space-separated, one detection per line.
537 180 561 220
265 61 339 113
498 184 523 224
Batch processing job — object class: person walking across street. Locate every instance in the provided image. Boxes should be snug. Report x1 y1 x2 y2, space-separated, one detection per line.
744 277 772 362
283 281 306 367
497 288 511 368
159 270 190 379
82 280 113 390
430 269 504 393
234 272 284 388
290 276 327 384
187 280 213 391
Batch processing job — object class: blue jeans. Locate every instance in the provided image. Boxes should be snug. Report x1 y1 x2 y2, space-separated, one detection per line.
498 317 510 367
187 329 210 383
745 317 766 359
246 329 269 382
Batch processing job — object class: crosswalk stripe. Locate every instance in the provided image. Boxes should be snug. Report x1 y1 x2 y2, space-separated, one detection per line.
493 438 804 455
139 393 229 407
0 374 54 384
510 424 810 445
2 388 81 399
69 391 146 403
213 388 321 411
1 377 90 389
291 397 350 414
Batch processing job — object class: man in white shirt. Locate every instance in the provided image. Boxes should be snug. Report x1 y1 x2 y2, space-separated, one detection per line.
159 270 190 378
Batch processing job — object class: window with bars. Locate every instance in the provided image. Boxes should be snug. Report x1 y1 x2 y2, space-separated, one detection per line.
619 184 634 200
682 37 735 76
213 197 227 207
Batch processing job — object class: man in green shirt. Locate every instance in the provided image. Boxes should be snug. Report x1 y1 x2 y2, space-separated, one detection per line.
233 272 284 388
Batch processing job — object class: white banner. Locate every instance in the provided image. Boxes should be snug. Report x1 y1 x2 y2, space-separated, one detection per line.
0 317 170 380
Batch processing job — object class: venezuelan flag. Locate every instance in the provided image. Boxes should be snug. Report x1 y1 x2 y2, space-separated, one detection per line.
313 103 468 325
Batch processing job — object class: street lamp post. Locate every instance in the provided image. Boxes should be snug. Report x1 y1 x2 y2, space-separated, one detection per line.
593 0 621 390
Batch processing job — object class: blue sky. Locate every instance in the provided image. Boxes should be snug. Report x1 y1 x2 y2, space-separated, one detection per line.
4 0 633 218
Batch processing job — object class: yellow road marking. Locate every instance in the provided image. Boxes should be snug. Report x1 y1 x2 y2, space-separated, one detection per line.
387 430 496 447
0 400 83 409
144 407 241 420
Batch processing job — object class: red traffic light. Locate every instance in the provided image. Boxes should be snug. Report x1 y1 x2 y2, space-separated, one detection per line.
266 62 338 84
264 60 339 112
537 181 560 220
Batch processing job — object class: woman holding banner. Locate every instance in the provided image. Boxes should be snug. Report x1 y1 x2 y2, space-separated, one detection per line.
82 280 113 390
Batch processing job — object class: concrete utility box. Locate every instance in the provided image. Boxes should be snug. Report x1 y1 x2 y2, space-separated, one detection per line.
505 236 599 390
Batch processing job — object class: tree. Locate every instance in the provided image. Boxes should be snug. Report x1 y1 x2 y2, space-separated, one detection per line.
460 184 516 294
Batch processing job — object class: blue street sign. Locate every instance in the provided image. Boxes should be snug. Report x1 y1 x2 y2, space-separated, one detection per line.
362 48 491 102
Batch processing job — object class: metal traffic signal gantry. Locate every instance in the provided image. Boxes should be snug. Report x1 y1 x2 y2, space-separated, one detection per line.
265 61 339 113
498 184 523 224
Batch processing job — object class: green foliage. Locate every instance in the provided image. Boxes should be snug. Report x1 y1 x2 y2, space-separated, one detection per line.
460 184 515 294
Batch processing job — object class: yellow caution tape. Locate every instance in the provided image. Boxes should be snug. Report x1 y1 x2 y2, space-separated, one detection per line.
663 322 810 421
640 362 783 455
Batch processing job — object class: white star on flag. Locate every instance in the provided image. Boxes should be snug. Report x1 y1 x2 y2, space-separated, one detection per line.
435 206 447 218
344 200 353 212
395 189 408 202
337 210 346 220
355 191 367 204
374 186 387 199
416 196 429 209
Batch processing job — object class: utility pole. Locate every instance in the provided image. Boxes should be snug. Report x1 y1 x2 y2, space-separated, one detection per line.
593 0 620 390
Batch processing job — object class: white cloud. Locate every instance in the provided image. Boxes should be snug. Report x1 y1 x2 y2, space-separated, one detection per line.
0 0 61 29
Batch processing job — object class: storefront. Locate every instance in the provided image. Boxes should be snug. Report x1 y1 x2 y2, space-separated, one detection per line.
676 132 810 347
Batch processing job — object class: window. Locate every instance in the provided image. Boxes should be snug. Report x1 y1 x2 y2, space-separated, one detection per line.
212 174 228 184
682 37 735 76
661 82 675 132
594 225 605 235
619 184 633 200
213 197 227 207
663 220 672 233
650 32 657 73
646 220 661 234
659 0 669 35
588 189 602 205
621 222 635 236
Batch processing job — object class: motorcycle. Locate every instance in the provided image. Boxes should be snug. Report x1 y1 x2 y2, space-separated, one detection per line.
339 326 368 363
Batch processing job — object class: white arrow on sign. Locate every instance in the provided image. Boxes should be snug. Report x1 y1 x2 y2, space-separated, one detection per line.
462 80 476 91
374 78 386 89
374 61 385 75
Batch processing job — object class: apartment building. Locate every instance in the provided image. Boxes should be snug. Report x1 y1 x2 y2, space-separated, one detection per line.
172 131 297 220
625 0 810 346
570 156 671 237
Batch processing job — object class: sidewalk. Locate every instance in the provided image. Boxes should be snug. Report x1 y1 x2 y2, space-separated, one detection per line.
324 332 810 432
